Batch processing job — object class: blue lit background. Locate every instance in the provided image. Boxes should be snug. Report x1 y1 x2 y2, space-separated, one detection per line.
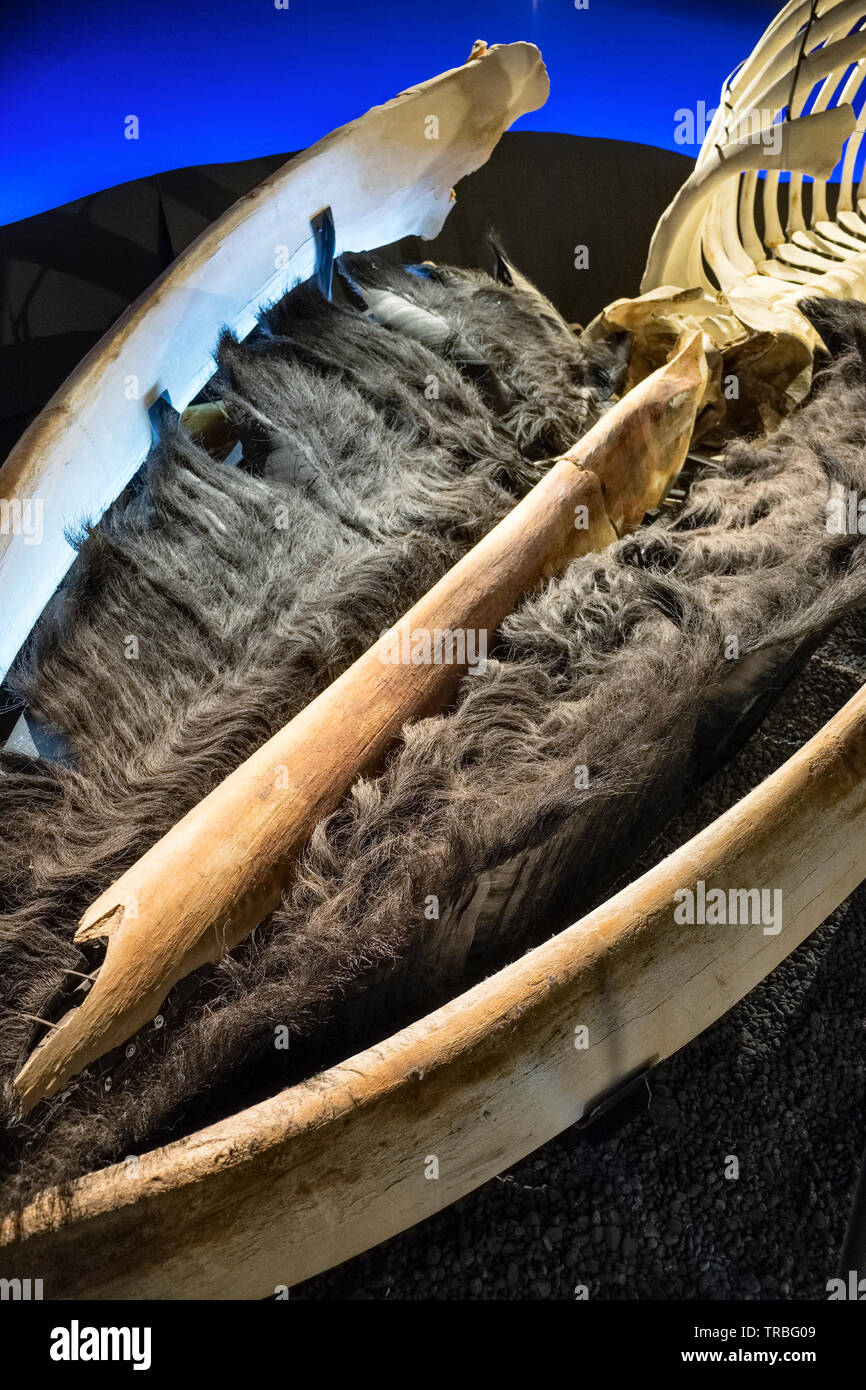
1 0 780 227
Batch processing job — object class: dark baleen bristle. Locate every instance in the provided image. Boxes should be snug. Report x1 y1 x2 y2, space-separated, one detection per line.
2 267 866 1209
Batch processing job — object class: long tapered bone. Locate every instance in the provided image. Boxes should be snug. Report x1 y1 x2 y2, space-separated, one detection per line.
13 334 709 1112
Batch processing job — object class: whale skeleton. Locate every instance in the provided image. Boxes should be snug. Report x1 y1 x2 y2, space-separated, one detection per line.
4 7 866 1297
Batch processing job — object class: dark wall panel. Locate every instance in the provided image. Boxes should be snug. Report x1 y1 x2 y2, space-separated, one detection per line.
0 132 693 465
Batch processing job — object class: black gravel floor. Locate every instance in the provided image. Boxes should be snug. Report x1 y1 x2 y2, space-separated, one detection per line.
292 616 866 1300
